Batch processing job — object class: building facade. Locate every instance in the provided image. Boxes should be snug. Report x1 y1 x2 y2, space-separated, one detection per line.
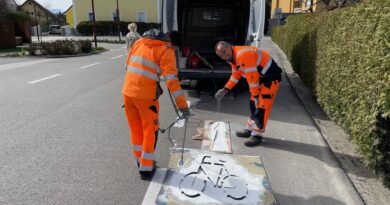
19 0 56 26
71 0 160 29
271 0 318 17
65 6 74 28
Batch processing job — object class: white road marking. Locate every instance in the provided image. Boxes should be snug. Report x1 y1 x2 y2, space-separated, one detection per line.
111 55 123 60
0 59 57 72
141 168 167 205
121 46 127 49
28 74 61 84
80 62 100 69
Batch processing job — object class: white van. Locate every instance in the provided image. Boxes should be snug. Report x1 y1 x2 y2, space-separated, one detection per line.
162 0 266 80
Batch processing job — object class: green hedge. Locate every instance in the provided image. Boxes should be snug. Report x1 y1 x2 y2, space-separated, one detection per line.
28 40 92 56
76 21 161 36
272 0 390 186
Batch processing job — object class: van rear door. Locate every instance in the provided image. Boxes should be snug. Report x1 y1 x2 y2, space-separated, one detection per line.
162 0 178 33
248 0 266 48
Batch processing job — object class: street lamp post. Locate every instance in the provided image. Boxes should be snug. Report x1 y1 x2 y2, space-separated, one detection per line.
91 0 97 48
116 0 121 41
33 3 40 42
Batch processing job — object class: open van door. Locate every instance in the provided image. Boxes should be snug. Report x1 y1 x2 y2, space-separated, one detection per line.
162 0 178 33
248 0 266 48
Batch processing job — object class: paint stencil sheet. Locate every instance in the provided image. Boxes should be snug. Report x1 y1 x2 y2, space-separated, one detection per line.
156 148 276 205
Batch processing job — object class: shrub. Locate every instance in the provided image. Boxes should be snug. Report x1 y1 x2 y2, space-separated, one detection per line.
272 0 390 186
27 40 94 56
27 43 38 56
78 40 92 53
4 11 30 22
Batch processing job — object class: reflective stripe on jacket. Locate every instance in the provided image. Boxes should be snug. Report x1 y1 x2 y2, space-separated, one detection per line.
224 46 277 97
122 38 187 109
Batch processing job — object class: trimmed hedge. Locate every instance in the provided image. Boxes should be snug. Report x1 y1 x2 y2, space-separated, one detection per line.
76 21 161 36
272 0 390 186
28 40 92 56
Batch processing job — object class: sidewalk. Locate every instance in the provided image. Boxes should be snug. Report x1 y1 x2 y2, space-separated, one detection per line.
264 36 390 205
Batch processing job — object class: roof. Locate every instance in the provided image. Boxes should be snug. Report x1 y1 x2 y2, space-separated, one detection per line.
19 0 57 19
11 0 18 6
64 5 73 14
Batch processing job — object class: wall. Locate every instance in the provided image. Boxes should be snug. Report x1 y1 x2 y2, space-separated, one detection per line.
73 0 158 27
65 7 74 28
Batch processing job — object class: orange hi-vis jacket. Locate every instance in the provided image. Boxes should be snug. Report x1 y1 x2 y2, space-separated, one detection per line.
122 38 188 109
224 46 276 98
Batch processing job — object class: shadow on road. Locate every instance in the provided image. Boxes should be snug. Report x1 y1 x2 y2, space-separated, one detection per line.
262 137 372 179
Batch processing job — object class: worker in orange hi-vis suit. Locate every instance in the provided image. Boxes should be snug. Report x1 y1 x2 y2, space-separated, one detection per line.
214 41 282 147
122 29 190 179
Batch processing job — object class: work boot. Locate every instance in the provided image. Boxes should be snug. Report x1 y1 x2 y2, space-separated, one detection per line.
244 135 263 147
236 129 251 138
139 166 156 180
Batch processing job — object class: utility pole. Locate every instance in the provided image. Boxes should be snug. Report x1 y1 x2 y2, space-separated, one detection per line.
116 0 121 41
91 0 97 48
33 3 40 42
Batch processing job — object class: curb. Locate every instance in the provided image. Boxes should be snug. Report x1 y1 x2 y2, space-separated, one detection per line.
29 50 107 58
0 50 107 58
264 37 390 205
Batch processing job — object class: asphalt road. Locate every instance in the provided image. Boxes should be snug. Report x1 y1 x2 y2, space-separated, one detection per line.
0 42 364 205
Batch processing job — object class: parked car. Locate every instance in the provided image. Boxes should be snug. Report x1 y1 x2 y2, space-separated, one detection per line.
49 25 61 35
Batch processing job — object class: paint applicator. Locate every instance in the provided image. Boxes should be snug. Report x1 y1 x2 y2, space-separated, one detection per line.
178 118 188 166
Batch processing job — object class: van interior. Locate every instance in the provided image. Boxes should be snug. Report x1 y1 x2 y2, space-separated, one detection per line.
177 0 250 70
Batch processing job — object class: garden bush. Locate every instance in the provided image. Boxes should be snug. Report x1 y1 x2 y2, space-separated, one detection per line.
28 40 93 56
272 0 390 186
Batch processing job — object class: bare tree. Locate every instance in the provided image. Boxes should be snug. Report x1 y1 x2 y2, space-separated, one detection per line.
0 0 11 12
42 0 51 9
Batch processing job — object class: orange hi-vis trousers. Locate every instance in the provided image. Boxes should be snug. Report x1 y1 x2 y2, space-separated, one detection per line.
123 95 159 172
246 80 280 135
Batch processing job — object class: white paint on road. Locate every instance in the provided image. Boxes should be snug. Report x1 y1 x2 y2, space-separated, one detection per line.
28 74 61 84
111 55 123 60
0 59 57 72
80 63 100 69
142 168 167 205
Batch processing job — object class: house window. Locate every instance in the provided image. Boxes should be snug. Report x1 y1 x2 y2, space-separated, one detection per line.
88 12 94 21
112 11 119 21
137 12 146 22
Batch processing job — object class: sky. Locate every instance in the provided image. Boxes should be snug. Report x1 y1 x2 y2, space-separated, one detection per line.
15 0 72 12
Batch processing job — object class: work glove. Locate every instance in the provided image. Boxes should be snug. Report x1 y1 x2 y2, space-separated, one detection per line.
180 108 191 119
215 88 229 101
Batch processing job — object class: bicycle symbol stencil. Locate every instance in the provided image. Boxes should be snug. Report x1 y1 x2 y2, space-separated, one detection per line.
156 149 277 205
179 155 249 200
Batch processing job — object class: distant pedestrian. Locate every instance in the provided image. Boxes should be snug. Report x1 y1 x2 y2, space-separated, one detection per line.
125 23 140 51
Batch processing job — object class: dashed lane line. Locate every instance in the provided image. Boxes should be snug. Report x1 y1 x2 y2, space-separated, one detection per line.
111 55 123 60
80 62 100 69
28 74 61 84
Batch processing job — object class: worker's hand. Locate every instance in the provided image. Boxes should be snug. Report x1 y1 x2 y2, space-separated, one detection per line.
215 88 229 101
180 108 191 119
